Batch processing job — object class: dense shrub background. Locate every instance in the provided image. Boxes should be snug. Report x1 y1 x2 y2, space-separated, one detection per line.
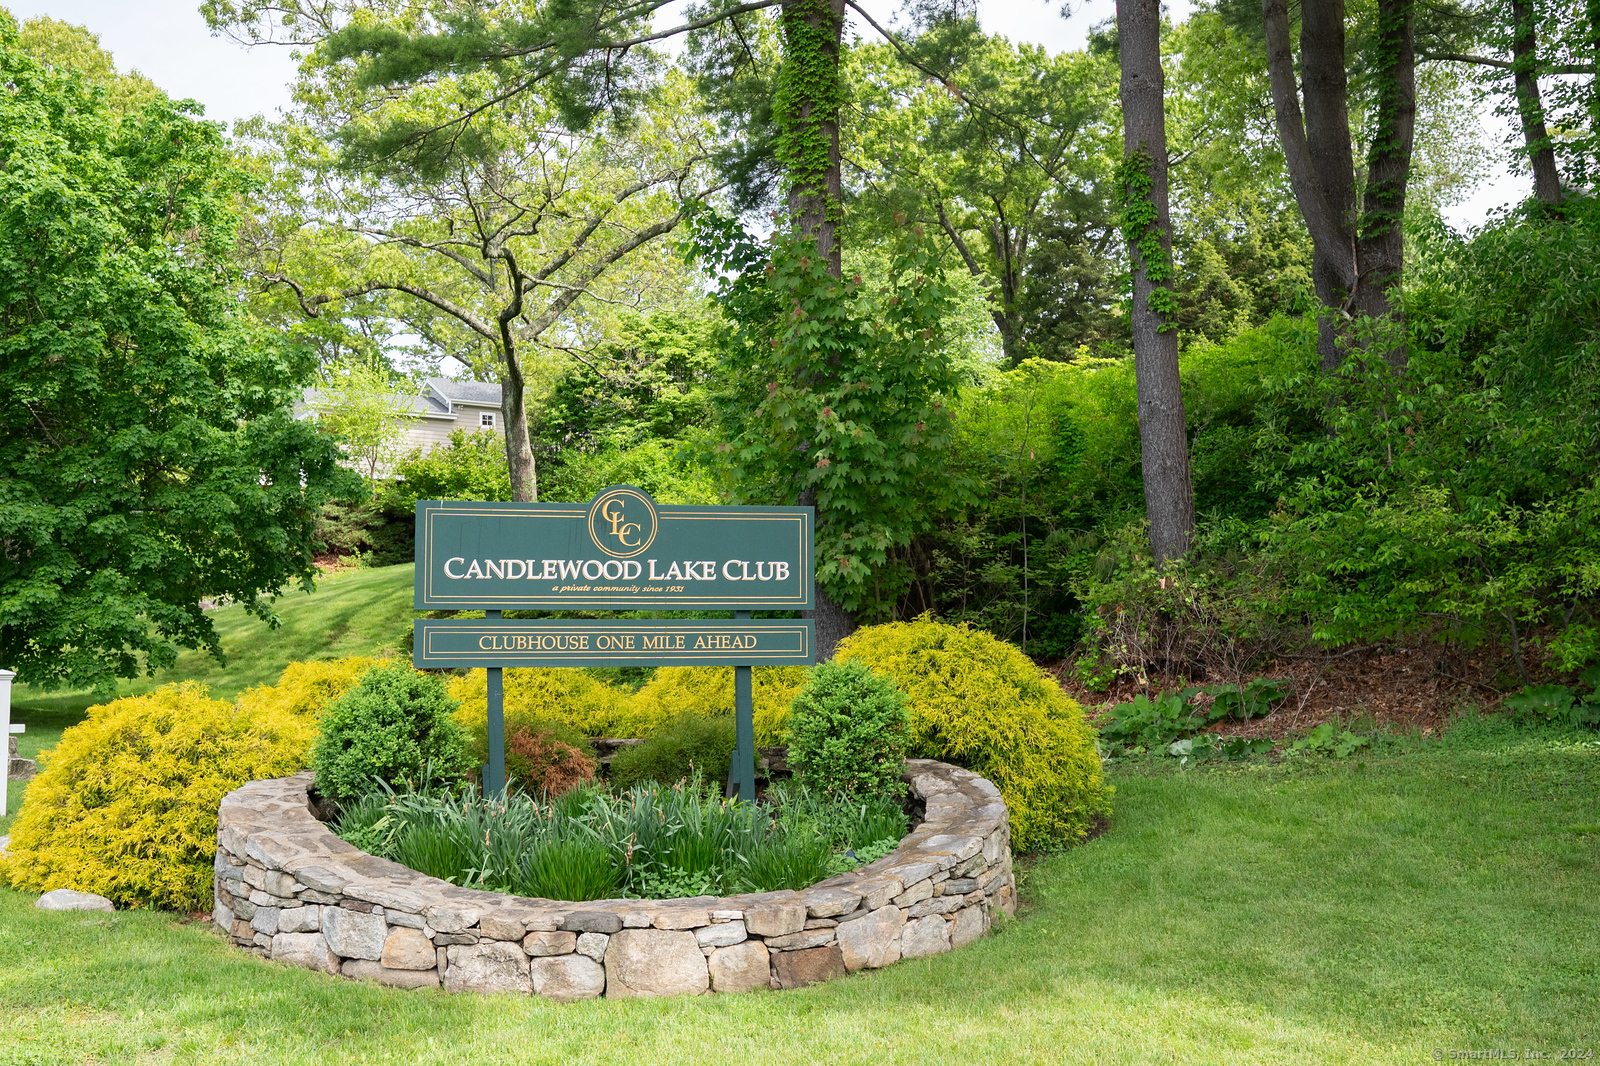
787 660 908 798
625 665 811 745
609 714 737 791
836 616 1112 851
1068 206 1600 683
448 667 635 738
0 683 311 910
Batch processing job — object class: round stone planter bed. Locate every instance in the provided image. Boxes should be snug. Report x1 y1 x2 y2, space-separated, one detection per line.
213 759 1015 998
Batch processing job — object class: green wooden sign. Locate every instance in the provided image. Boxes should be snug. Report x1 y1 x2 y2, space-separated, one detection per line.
413 487 813 610
410 486 812 802
414 619 815 668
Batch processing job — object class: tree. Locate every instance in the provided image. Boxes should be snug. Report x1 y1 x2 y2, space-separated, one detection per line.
14 14 160 115
848 30 1122 364
232 8 721 503
210 0 969 655
1163 10 1315 345
1417 0 1596 204
310 359 415 482
0 16 356 692
1117 0 1196 565
1261 0 1417 373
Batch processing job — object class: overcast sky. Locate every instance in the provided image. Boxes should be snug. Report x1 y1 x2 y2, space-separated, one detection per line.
8 0 1523 228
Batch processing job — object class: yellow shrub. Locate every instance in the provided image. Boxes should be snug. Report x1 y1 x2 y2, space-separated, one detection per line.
0 683 311 911
835 616 1112 851
448 668 634 739
624 666 811 745
236 657 384 722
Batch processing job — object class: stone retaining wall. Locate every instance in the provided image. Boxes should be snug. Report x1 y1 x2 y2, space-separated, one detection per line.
213 759 1014 998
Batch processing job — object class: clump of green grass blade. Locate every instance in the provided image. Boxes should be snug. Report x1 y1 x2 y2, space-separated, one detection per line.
331 776 908 901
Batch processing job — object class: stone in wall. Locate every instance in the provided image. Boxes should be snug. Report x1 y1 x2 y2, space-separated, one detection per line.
381 927 437 971
575 932 609 961
272 932 339 975
321 907 385 961
525 931 577 957
480 915 524 942
900 915 951 958
443 942 531 995
604 929 709 998
708 941 770 993
835 905 904 972
695 921 747 949
278 906 321 934
950 905 986 949
531 954 606 1001
771 944 845 989
745 901 806 937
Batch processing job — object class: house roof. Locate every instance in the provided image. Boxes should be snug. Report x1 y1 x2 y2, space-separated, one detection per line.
426 377 502 406
298 388 454 420
298 377 504 422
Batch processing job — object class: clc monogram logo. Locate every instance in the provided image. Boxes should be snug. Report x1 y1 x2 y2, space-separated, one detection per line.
587 486 658 559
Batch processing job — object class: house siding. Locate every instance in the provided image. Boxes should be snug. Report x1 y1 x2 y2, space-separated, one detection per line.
402 405 501 451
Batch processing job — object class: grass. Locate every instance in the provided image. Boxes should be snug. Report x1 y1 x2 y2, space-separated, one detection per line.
1 716 1595 1064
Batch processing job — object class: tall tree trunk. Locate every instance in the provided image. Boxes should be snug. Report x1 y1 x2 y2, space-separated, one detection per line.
1117 0 1196 566
1263 0 1415 375
1590 0 1600 141
1356 0 1416 369
1265 0 1356 374
797 487 855 661
1511 0 1564 204
497 255 538 502
779 0 854 657
498 340 538 503
1300 0 1358 373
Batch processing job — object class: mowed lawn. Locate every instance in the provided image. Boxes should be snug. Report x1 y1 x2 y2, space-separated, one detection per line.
1 719 1595 1065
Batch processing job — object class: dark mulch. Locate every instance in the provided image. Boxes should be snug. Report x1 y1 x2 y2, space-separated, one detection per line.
1048 643 1519 740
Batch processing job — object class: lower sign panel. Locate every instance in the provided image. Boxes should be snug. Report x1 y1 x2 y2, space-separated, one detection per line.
413 618 815 668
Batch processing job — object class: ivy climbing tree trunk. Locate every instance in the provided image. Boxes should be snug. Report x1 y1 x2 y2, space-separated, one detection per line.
776 0 855 659
1116 0 1195 566
779 0 846 277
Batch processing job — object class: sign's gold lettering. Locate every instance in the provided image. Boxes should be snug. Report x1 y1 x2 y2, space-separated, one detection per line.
600 498 643 547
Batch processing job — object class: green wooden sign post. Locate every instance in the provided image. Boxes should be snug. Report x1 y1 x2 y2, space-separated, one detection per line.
413 486 814 801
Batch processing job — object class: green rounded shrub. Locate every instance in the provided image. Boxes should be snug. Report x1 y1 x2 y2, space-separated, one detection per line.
311 663 474 800
787 660 908 798
609 714 735 790
835 615 1112 851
